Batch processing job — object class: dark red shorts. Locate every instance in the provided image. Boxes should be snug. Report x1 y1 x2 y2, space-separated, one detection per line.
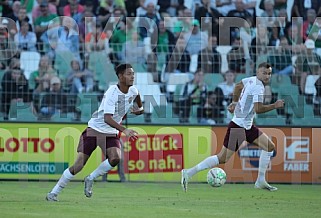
223 121 263 151
77 127 121 157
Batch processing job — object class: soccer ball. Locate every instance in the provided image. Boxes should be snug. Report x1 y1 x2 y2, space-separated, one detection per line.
207 168 226 187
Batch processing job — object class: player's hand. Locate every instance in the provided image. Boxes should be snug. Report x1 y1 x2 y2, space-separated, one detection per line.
123 128 138 141
274 99 285 109
130 107 144 115
227 102 237 113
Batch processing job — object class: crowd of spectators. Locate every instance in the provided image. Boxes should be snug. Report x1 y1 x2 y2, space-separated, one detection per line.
0 0 321 123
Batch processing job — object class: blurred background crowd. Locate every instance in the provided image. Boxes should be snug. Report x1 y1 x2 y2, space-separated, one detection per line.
0 0 321 125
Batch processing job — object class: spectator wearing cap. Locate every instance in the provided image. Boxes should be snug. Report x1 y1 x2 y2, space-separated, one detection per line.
1 61 30 120
34 0 58 39
39 76 67 119
14 21 37 52
184 19 208 56
66 59 94 93
32 0 57 22
295 39 321 94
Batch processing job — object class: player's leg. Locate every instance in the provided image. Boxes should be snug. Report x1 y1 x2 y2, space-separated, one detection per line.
87 147 121 180
181 147 235 192
181 122 245 192
251 132 277 191
84 137 121 197
118 140 126 182
185 146 235 178
46 152 90 201
46 128 97 201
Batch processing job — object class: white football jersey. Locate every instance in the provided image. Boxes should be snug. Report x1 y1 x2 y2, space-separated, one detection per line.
232 76 264 130
88 85 139 134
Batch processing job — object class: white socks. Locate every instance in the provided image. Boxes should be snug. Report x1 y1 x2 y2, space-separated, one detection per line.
50 160 114 195
88 159 114 180
186 155 219 178
257 150 274 182
51 169 74 194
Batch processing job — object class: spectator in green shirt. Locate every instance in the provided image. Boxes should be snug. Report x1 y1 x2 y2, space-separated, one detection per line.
156 20 175 54
110 19 134 64
34 0 58 39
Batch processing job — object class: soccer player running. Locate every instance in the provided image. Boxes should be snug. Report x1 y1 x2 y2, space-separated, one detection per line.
181 62 285 192
46 64 144 201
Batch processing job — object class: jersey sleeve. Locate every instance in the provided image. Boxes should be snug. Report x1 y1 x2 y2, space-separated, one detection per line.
103 89 117 114
241 77 251 86
252 85 264 103
130 86 139 95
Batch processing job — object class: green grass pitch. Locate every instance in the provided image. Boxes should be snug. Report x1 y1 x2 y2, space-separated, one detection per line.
0 181 320 218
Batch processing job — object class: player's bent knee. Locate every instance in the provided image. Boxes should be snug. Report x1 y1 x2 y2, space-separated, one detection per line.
109 157 120 167
219 159 227 164
217 155 227 164
268 141 275 152
69 165 83 175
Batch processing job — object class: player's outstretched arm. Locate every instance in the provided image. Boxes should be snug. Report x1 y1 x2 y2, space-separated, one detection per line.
254 99 285 114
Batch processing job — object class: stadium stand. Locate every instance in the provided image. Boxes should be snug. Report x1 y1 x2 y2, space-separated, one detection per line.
0 0 320 127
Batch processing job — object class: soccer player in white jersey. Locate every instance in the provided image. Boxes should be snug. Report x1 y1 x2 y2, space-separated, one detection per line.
46 64 144 201
181 62 285 192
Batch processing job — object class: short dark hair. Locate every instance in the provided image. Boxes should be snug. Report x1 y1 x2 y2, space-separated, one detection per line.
258 62 271 69
115 63 133 77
